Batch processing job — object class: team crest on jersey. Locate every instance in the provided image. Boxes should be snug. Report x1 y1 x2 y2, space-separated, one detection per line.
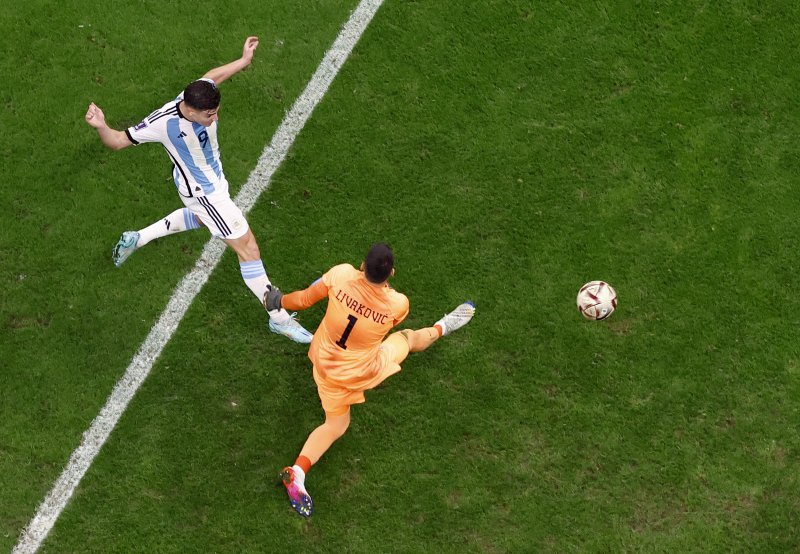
133 120 148 131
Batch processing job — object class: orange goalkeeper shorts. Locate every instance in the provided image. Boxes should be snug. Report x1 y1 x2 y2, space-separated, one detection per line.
313 331 411 415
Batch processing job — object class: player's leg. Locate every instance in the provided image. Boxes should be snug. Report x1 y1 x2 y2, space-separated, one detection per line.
137 208 205 247
434 301 476 338
383 301 476 359
282 408 351 517
224 229 313 343
404 327 440 352
223 228 273 299
112 208 204 267
186 193 310 342
298 409 351 466
189 197 271 302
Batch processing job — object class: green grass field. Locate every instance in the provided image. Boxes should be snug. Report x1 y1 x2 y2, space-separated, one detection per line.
3 1 800 552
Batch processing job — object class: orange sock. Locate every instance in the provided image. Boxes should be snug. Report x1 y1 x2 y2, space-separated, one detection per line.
434 324 443 337
295 455 312 475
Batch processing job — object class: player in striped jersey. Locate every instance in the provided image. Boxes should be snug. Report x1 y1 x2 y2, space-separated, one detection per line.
84 37 312 343
263 243 476 516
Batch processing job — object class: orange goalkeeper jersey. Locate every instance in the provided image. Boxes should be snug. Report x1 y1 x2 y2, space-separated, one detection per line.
281 263 410 390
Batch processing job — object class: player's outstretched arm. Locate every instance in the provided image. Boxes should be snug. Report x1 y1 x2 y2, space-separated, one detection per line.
263 280 328 312
85 103 132 151
202 36 259 86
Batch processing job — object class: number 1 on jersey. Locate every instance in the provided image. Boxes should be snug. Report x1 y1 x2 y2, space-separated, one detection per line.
335 315 358 349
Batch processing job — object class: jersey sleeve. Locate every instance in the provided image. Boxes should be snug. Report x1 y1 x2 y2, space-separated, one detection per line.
282 279 328 311
125 117 164 146
392 293 410 326
282 263 357 312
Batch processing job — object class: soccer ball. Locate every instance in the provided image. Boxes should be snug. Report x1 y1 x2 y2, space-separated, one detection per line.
577 281 617 320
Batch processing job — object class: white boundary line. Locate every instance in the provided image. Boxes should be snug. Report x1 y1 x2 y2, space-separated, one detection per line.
14 1 383 551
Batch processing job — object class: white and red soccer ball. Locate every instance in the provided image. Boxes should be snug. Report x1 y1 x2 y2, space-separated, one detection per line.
577 281 617 321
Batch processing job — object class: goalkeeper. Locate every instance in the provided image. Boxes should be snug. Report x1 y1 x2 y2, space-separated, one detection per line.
263 243 475 517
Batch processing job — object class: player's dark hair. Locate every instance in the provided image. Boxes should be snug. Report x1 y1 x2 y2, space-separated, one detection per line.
183 80 221 110
364 243 394 284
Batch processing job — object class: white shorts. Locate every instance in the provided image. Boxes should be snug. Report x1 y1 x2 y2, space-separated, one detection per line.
181 192 249 240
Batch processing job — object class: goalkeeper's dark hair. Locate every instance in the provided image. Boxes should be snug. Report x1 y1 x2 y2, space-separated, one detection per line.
183 80 221 110
364 243 394 283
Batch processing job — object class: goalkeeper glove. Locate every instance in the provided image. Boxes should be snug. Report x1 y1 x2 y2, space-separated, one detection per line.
263 285 284 312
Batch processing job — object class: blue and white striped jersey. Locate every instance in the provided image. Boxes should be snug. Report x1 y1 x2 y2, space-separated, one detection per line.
125 79 227 198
